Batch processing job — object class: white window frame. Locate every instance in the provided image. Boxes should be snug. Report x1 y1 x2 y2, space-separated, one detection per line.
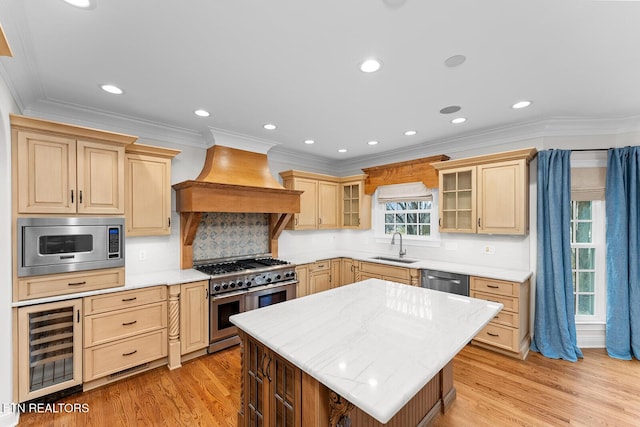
571 200 606 324
373 190 441 247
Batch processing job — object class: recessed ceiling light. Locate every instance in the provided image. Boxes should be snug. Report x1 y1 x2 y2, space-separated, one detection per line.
304 139 315 145
63 0 92 8
263 123 277 130
440 105 461 115
451 117 467 124
194 109 210 117
512 101 532 109
444 55 466 68
100 84 123 95
338 148 348 153
367 140 379 146
360 59 382 73
404 130 417 136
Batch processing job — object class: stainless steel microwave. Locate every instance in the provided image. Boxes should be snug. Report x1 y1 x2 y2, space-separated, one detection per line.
17 217 125 277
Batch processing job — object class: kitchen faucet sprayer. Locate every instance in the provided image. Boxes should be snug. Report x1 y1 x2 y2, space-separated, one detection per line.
391 232 407 258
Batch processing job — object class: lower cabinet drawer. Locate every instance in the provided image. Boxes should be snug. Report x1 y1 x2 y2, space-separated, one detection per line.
84 329 168 381
17 268 125 301
84 302 167 347
473 323 517 352
491 310 519 328
471 291 517 313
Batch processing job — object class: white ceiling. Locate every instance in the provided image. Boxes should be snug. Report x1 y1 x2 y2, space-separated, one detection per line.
1 0 640 160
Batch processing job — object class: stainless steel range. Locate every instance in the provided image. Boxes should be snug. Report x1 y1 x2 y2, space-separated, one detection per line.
194 254 297 353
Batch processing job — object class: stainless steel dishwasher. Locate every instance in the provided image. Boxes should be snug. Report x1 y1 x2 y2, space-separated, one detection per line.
420 269 470 296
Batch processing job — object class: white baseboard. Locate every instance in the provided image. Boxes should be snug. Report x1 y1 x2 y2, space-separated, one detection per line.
576 323 606 348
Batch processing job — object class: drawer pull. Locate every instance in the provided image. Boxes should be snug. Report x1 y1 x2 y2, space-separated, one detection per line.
122 320 138 326
487 332 499 337
122 297 137 302
487 285 500 289
122 350 138 356
68 281 87 286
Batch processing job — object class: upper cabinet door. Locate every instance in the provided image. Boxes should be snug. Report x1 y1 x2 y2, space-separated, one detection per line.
125 153 172 236
293 178 318 230
477 160 527 235
438 166 477 233
318 180 338 229
76 140 125 214
17 130 77 214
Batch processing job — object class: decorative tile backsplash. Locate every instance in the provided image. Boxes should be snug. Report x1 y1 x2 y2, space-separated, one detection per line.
192 212 270 261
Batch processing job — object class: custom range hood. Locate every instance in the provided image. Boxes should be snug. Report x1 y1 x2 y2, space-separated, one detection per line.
173 132 302 268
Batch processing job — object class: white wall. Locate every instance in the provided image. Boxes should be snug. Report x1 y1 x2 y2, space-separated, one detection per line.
0 74 19 426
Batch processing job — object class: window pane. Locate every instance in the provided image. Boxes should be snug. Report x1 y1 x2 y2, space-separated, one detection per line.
395 225 406 234
572 272 577 292
395 214 406 223
578 272 595 292
578 248 595 269
418 201 432 210
385 214 394 223
407 201 418 210
571 248 576 270
386 202 398 211
419 213 428 223
407 213 417 224
407 225 417 235
397 202 407 210
577 201 592 220
419 225 430 236
577 295 594 315
576 222 592 243
385 225 395 234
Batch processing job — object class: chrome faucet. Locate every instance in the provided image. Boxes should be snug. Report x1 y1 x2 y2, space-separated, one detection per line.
391 232 407 258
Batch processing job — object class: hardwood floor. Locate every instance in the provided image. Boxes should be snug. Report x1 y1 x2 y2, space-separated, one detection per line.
18 345 640 427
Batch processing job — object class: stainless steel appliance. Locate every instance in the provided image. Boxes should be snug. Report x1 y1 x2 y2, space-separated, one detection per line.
421 269 470 296
17 217 125 277
194 254 297 353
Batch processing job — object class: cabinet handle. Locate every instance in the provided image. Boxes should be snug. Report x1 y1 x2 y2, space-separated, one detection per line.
487 332 499 337
350 265 354 272
487 285 500 289
68 281 87 286
295 218 298 226
122 350 138 356
77 309 80 323
122 297 137 302
205 289 209 299
478 217 481 227
318 218 322 225
168 217 171 228
122 320 137 326
71 189 74 203
79 190 83 204
439 218 442 227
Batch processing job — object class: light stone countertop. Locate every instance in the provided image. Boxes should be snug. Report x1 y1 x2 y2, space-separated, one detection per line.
282 250 532 283
230 278 502 424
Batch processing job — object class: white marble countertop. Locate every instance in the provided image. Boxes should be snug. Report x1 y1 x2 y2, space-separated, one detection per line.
282 250 532 283
230 278 502 424
11 268 209 307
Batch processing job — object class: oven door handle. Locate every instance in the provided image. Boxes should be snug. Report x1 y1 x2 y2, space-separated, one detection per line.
211 289 246 300
246 279 299 294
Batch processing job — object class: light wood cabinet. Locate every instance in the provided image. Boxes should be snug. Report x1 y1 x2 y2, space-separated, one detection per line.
280 171 339 230
341 178 371 229
83 287 168 384
295 264 310 298
125 144 180 236
433 148 537 235
17 299 83 403
356 261 420 286
309 260 332 294
240 333 302 427
11 115 136 214
179 280 209 355
341 258 356 286
470 276 530 359
279 171 371 230
16 267 125 302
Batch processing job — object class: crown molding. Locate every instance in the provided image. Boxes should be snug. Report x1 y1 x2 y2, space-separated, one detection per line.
205 126 281 154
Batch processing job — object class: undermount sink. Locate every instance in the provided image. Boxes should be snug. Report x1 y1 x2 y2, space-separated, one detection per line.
370 256 418 264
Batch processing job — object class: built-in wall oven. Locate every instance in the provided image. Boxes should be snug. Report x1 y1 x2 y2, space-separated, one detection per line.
194 255 297 353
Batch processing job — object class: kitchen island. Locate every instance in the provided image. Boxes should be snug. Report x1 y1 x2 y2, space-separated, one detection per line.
230 278 502 426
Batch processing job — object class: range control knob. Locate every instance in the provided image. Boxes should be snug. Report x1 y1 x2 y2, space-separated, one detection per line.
222 282 228 290
275 274 281 280
267 277 272 283
246 281 252 288
229 282 236 288
214 285 221 292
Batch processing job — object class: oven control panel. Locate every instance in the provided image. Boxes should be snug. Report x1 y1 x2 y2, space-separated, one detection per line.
210 267 296 295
